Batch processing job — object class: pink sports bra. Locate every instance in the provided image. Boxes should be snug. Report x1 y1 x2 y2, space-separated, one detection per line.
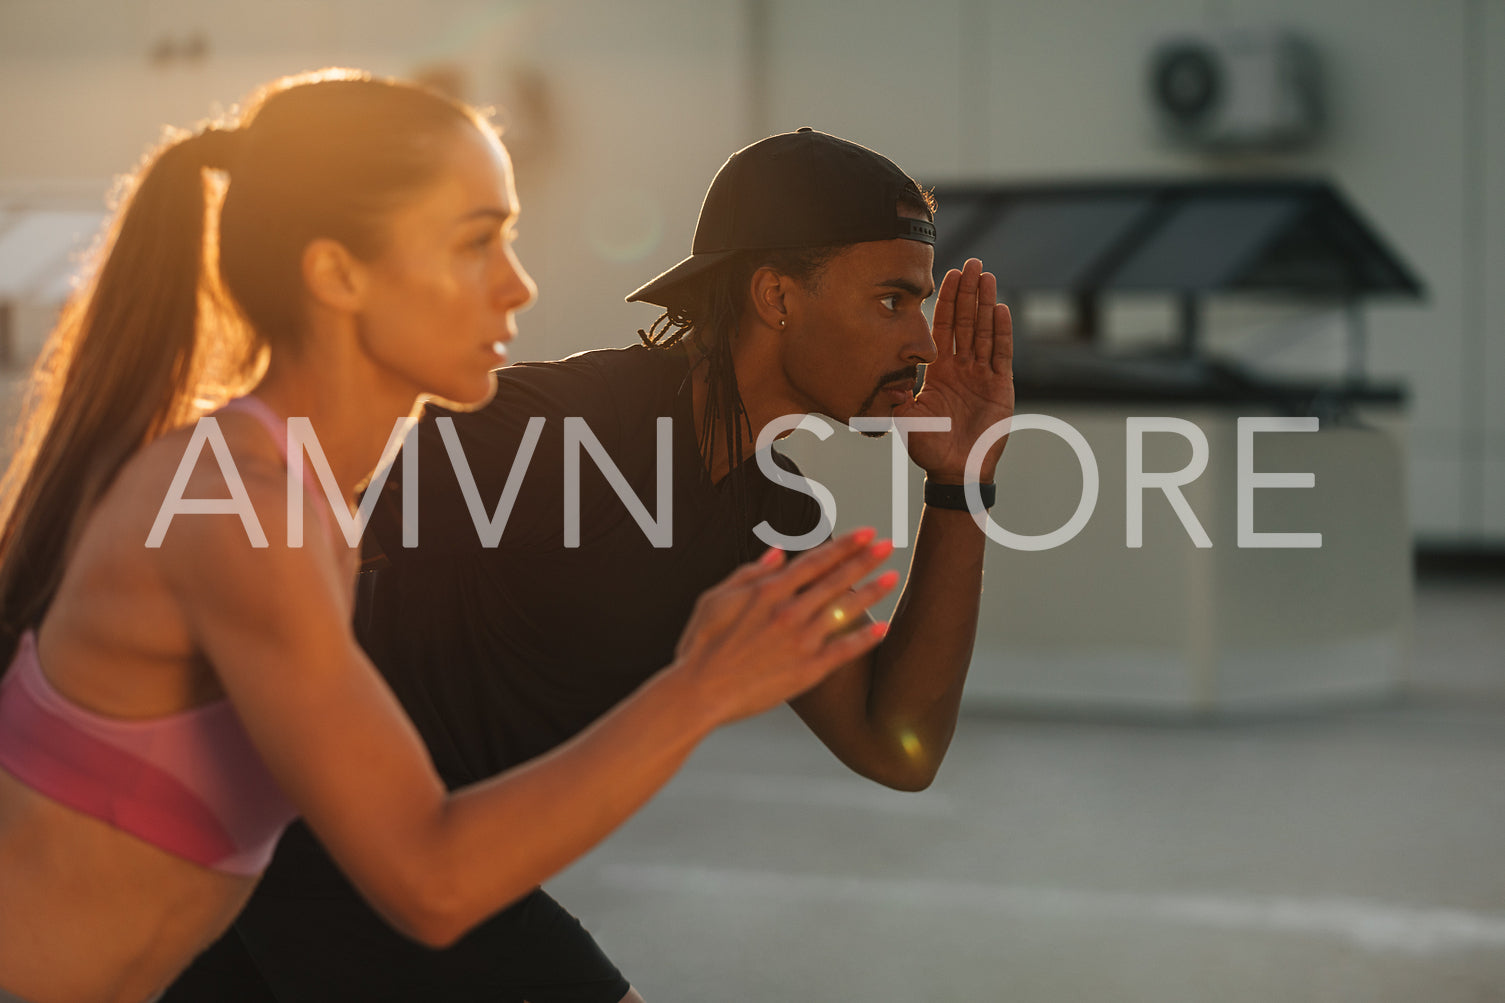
0 396 326 876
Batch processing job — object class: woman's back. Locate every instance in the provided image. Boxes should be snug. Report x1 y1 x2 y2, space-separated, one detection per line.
0 410 336 1002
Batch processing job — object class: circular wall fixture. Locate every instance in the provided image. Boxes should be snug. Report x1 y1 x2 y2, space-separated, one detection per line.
1152 43 1222 126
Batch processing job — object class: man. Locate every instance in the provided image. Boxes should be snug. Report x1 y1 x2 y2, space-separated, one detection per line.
169 128 1013 1002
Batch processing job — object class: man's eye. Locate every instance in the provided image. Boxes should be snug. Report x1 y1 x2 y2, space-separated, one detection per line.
880 294 900 312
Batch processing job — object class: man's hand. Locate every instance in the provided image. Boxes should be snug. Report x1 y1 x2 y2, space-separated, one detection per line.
896 257 1015 484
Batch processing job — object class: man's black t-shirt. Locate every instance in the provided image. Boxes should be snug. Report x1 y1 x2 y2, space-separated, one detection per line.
360 341 821 788
222 344 820 1001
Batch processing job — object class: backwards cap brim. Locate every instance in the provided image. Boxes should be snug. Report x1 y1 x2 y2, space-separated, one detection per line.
623 249 740 307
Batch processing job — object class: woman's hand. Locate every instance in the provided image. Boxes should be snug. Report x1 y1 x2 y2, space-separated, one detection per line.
671 528 899 725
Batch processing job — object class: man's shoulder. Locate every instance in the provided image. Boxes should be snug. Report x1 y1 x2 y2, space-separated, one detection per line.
504 342 677 386
441 344 680 421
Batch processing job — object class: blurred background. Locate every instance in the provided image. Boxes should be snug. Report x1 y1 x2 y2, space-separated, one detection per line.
1 1 1501 1000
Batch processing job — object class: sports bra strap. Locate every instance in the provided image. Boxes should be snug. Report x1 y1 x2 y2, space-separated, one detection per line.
218 396 341 542
219 395 291 462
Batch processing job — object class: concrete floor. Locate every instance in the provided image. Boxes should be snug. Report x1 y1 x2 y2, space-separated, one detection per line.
550 575 1505 1003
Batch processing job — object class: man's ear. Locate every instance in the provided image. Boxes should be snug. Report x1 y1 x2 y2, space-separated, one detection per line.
748 265 793 332
301 238 368 313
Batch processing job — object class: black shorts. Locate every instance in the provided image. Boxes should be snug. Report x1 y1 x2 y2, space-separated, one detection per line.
165 886 630 1003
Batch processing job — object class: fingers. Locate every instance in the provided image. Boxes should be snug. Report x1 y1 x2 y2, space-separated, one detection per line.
801 618 891 684
781 538 895 626
821 570 900 633
677 548 785 656
755 527 878 604
678 533 900 724
972 269 998 368
994 302 1014 376
931 266 962 359
701 547 786 608
936 258 1011 373
949 259 983 361
722 547 786 587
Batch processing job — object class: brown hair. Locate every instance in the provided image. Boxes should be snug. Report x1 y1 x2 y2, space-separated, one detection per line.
0 69 488 664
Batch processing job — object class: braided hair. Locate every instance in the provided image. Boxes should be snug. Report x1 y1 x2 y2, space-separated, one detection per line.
637 247 836 559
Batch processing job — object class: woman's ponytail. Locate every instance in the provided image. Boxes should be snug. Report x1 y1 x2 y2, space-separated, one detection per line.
0 125 256 665
0 69 486 669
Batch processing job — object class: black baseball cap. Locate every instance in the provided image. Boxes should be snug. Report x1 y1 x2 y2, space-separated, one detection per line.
625 127 934 308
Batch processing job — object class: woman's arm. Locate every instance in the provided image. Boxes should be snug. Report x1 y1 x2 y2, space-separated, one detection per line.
166 470 893 947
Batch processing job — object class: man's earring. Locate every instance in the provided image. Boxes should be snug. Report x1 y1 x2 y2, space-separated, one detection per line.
779 319 786 328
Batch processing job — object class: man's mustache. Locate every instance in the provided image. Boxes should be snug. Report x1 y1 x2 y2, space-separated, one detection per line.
856 366 923 422
875 366 922 394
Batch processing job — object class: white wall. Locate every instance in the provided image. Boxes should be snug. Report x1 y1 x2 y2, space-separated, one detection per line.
751 0 1500 543
0 0 1499 543
1482 0 1505 542
0 0 753 385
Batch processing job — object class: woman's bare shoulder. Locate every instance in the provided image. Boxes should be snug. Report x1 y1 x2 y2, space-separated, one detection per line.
39 413 316 680
91 412 303 565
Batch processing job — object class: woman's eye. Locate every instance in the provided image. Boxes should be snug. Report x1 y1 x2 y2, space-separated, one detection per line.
467 225 512 252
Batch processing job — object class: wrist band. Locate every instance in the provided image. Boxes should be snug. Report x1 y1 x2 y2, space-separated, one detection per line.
924 479 996 511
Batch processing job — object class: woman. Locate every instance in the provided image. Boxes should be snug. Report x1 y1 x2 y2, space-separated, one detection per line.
0 69 895 1003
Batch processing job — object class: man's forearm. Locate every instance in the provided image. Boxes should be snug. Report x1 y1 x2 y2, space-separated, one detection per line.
860 501 988 786
791 500 987 790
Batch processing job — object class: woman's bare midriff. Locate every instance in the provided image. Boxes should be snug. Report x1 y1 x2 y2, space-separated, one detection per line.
0 768 254 1003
